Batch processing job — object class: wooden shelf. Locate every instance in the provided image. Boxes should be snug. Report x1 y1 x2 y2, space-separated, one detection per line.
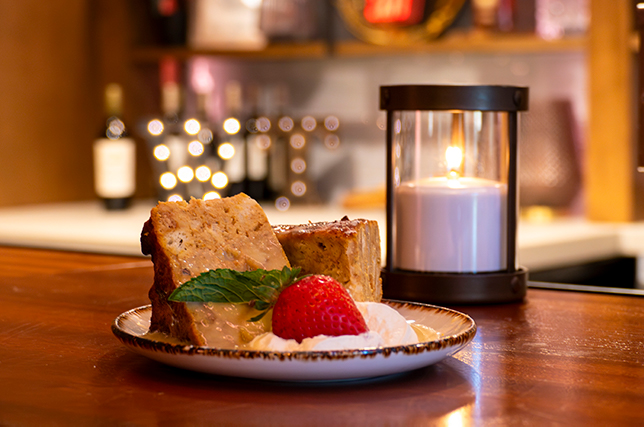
130 41 330 62
129 32 587 63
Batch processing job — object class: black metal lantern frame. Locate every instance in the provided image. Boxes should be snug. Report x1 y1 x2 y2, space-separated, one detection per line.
380 85 529 304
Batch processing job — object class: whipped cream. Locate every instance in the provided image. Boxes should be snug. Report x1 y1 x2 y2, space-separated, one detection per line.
247 302 426 351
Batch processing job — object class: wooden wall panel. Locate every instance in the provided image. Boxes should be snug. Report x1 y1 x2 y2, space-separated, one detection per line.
587 0 643 221
0 0 97 206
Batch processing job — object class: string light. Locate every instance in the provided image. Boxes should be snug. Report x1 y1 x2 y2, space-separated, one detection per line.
184 119 201 135
195 165 211 182
203 191 221 200
218 142 235 160
153 144 171 161
177 166 195 183
211 171 228 189
223 118 241 135
148 119 164 136
160 172 177 189
188 140 204 156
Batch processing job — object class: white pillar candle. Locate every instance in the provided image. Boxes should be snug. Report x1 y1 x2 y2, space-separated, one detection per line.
395 176 507 273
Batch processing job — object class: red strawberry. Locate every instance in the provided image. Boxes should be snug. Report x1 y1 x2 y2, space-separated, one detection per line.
169 267 369 343
271 275 369 343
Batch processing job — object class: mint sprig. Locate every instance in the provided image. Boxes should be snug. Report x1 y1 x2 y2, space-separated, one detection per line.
168 266 303 321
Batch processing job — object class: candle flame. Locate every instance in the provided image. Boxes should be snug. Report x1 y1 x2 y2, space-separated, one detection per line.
445 146 463 175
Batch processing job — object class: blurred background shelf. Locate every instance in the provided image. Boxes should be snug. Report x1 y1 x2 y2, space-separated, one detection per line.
130 33 588 62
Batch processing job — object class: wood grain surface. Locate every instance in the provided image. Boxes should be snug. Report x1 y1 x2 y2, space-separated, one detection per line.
0 246 643 426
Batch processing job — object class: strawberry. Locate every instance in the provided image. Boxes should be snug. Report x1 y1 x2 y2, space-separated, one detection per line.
168 267 369 343
271 275 368 343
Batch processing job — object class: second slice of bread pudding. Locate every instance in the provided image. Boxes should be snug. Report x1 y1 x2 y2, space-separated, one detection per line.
141 194 290 346
273 217 382 302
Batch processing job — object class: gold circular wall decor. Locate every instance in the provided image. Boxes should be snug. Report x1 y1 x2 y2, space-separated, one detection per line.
336 0 466 46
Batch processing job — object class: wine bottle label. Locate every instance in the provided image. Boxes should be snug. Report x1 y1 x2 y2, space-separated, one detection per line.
224 138 245 182
247 135 268 180
93 138 136 198
164 135 187 173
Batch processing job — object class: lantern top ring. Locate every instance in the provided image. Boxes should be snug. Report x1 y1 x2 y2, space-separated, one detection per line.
380 85 529 112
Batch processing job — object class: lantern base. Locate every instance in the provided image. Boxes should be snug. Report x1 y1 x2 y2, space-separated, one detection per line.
381 267 528 305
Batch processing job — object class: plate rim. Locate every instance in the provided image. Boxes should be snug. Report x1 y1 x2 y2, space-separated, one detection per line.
111 299 477 362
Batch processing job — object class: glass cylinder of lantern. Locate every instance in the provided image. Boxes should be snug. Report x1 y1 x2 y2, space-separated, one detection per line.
380 85 529 304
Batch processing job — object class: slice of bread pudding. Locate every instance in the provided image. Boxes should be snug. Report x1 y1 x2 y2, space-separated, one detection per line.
273 217 382 302
141 194 290 346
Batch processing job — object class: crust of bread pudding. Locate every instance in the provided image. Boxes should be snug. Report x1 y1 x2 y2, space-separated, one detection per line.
141 194 290 345
273 217 382 302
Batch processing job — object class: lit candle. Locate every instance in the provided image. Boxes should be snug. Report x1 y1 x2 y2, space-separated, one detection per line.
394 146 507 273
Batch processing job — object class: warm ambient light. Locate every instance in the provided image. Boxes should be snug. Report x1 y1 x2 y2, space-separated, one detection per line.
160 172 177 189
256 117 271 132
223 118 241 135
301 116 316 131
168 194 183 202
184 119 201 135
278 116 294 132
188 140 204 156
218 142 235 160
177 166 194 183
148 119 164 136
291 180 307 196
290 158 306 174
203 191 221 200
153 144 171 161
211 171 228 189
445 146 463 173
290 134 305 149
275 196 290 211
195 165 211 182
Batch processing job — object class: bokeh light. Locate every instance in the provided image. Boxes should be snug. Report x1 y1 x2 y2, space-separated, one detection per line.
177 166 195 183
160 172 177 189
148 119 164 136
184 119 201 135
291 181 307 197
218 142 235 160
256 117 271 132
223 118 241 135
195 165 212 182
188 140 204 156
256 134 271 149
301 116 317 131
211 172 228 189
278 116 294 132
203 191 221 200
290 158 306 174
324 134 340 149
275 196 290 211
290 133 305 149
324 115 340 131
153 144 171 161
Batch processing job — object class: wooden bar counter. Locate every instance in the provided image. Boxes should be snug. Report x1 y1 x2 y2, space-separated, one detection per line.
1 246 643 425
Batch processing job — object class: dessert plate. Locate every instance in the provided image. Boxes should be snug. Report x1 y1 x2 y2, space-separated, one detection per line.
112 300 476 382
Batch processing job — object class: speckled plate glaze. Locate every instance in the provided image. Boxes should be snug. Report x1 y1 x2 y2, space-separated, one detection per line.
112 300 476 382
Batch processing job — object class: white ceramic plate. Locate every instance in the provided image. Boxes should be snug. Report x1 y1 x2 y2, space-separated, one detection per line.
112 300 476 382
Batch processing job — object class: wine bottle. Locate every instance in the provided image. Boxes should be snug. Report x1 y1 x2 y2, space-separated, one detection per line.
159 58 189 201
267 84 291 200
244 83 269 200
220 81 246 196
93 83 136 210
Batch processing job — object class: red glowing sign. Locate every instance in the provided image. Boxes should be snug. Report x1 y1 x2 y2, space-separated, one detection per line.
363 0 426 26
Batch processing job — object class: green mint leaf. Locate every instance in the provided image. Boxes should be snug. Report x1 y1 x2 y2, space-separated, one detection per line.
167 266 301 308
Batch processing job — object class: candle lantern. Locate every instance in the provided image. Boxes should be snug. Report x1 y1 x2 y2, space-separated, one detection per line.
380 85 529 304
